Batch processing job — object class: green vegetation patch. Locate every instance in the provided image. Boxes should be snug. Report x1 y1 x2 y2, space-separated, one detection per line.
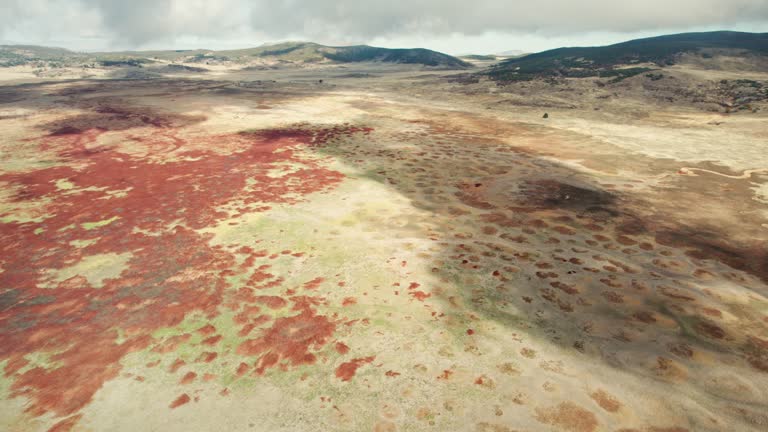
81 215 119 230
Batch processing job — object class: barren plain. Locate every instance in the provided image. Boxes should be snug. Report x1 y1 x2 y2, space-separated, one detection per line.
1 59 767 432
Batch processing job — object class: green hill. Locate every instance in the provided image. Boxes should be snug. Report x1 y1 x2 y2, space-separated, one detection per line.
486 31 768 83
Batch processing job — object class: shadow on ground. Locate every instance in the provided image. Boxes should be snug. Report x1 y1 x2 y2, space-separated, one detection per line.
314 111 768 429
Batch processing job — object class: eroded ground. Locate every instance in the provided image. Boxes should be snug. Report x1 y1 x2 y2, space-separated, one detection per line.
1 68 767 432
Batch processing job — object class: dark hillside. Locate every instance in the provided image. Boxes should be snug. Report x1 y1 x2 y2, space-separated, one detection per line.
486 31 768 82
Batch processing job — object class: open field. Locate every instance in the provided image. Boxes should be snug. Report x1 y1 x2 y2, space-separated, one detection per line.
1 61 767 432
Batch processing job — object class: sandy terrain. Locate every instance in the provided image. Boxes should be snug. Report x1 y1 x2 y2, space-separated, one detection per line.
0 62 767 432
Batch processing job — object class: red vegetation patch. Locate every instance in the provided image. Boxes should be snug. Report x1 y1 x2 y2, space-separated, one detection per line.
303 277 325 290
197 325 217 336
201 335 223 346
335 356 375 381
10 335 151 418
0 119 369 420
237 309 337 374
236 362 250 376
180 371 197 385
255 295 288 309
335 342 350 355
341 297 357 306
409 291 431 301
169 393 191 409
48 414 83 432
196 352 218 363
169 359 186 373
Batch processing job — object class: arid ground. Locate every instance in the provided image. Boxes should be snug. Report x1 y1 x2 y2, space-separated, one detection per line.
1 62 767 432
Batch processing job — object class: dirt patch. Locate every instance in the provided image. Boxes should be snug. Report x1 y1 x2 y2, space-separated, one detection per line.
589 389 622 412
535 402 599 432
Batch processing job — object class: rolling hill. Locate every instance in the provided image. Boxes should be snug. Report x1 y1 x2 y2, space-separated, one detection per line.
485 31 768 82
0 45 87 66
0 42 472 69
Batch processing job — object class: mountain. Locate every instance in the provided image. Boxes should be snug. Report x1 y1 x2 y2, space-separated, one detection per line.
0 42 471 69
485 31 768 82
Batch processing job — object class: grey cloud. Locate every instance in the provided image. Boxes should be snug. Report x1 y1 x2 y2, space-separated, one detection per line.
79 0 248 46
80 0 175 45
2 0 768 48
249 0 768 39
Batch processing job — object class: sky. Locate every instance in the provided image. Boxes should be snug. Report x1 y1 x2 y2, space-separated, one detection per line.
1 0 767 55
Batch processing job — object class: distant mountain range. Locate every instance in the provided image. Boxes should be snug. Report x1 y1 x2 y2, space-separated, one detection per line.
4 31 766 77
0 42 472 69
486 31 768 82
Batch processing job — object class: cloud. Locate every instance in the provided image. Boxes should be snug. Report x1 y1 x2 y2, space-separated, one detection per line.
1 0 767 49
249 0 768 40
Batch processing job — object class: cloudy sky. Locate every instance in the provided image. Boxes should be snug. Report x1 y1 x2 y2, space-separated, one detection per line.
2 0 767 54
